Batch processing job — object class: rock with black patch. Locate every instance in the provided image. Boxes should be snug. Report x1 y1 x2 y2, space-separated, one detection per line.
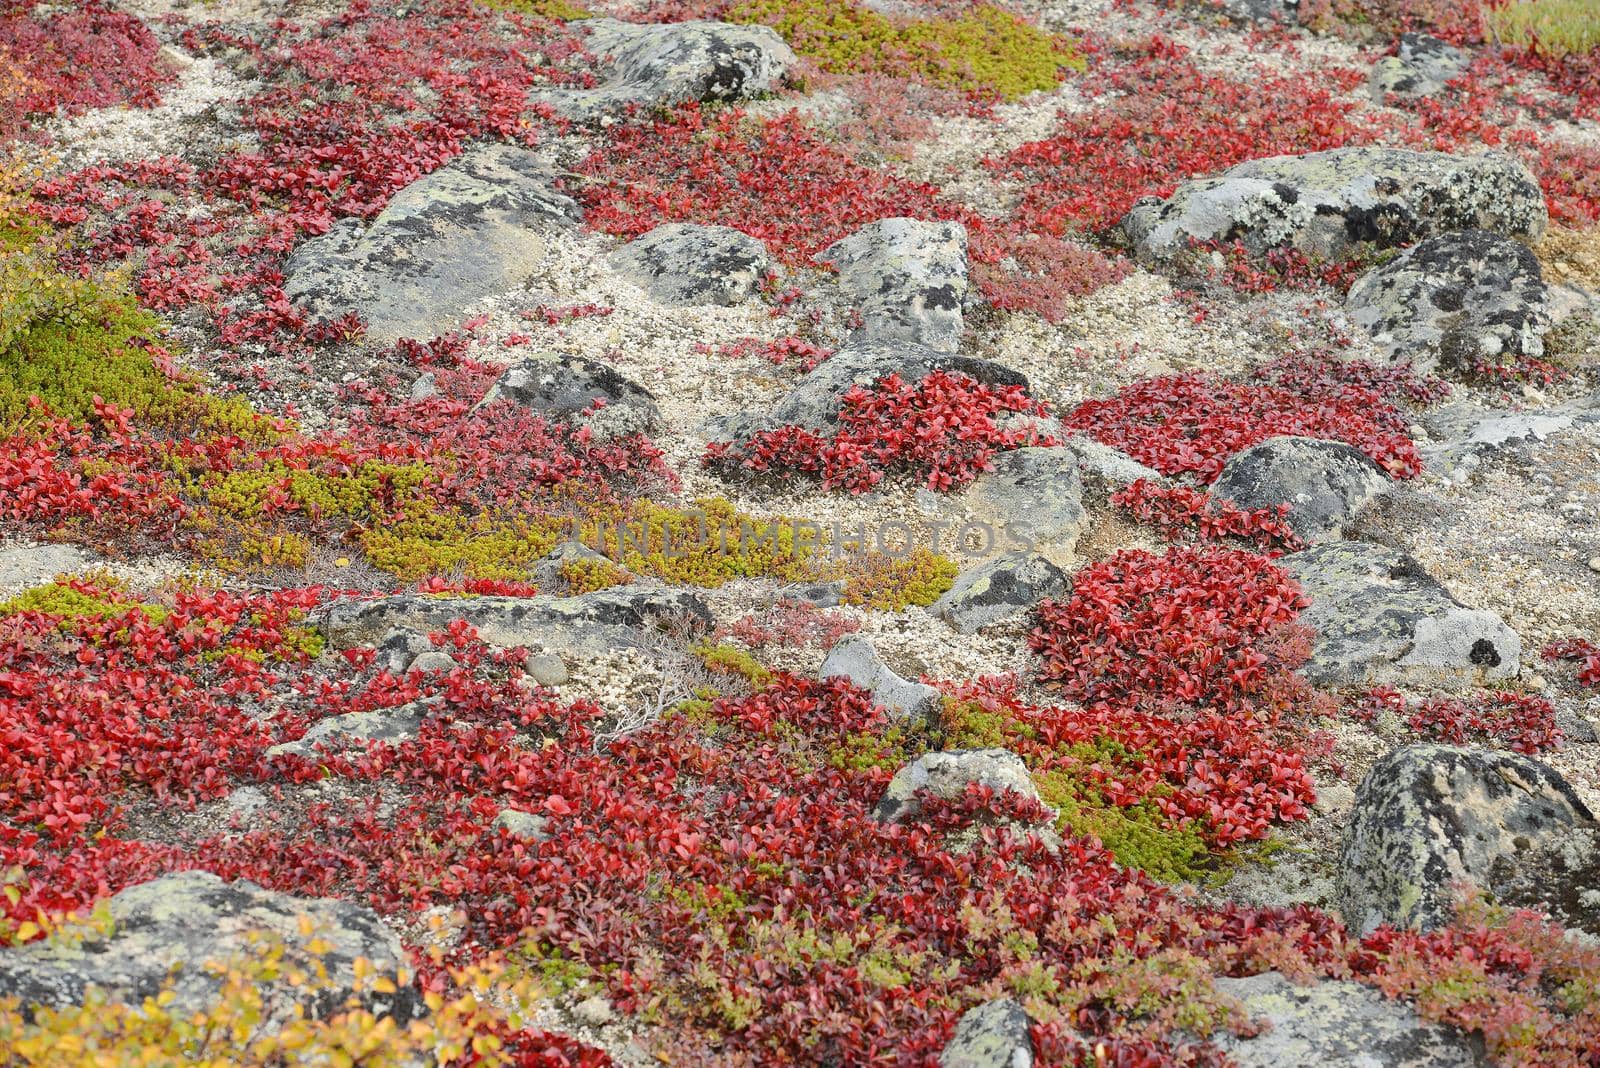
1122 148 1546 263
317 588 712 653
1369 33 1469 102
536 19 796 120
821 637 942 722
874 749 1045 824
928 552 1067 634
1336 744 1599 936
821 218 969 352
1210 971 1485 1065
1284 542 1518 686
940 998 1035 1068
945 447 1087 568
1210 436 1391 543
267 697 441 759
480 355 660 441
609 223 774 307
284 143 580 344
1345 229 1550 377
0 871 418 1026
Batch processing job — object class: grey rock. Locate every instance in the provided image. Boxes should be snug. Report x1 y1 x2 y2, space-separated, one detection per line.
955 447 1087 567
284 143 579 344
319 589 711 653
707 339 1027 441
0 871 417 1025
1370 33 1470 102
609 223 773 307
1218 0 1298 22
928 552 1067 634
821 218 969 352
940 998 1035 1068
527 653 571 687
267 697 440 759
820 637 942 722
536 19 796 120
1123 148 1547 263
572 994 616 1027
407 650 457 674
874 749 1043 823
480 355 660 441
1057 434 1164 486
1210 436 1391 543
1211 972 1484 1065
777 580 847 608
409 372 438 401
1418 400 1590 477
533 540 620 593
377 627 432 673
1336 744 1596 935
1285 542 1519 686
1346 229 1549 377
494 808 551 841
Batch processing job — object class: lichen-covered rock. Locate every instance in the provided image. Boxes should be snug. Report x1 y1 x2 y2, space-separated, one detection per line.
1336 744 1597 935
1059 434 1165 487
1369 33 1469 102
1345 229 1550 377
608 223 774 307
874 749 1044 823
318 588 712 651
284 143 579 344
535 19 796 120
532 539 619 593
1419 400 1594 477
1122 148 1547 262
1284 542 1519 686
951 447 1087 568
928 552 1067 634
940 998 1035 1068
480 355 660 441
266 698 439 759
0 871 417 1025
821 637 942 722
821 218 969 352
707 339 1028 440
1210 972 1485 1065
494 808 551 841
1210 436 1390 543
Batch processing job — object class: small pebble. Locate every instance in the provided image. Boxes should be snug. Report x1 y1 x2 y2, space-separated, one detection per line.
1588 557 1600 574
528 653 570 687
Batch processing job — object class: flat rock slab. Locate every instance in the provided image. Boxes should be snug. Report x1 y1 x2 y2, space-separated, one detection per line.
1419 399 1597 476
536 19 795 120
1336 744 1596 935
317 589 712 652
480 354 660 440
948 447 1087 568
1122 148 1546 262
940 998 1035 1068
1210 436 1390 543
267 697 441 759
609 223 774 307
1284 542 1519 686
1346 229 1549 377
821 637 942 722
1211 972 1485 1066
284 143 580 344
1370 33 1469 102
821 218 969 352
929 552 1067 634
874 748 1043 824
0 871 417 1025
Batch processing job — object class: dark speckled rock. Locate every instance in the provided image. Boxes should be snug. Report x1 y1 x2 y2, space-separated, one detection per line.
266 696 441 759
1284 542 1518 686
1336 744 1598 936
1211 972 1485 1065
284 143 579 344
940 998 1035 1068
821 218 969 352
609 223 774 307
1210 436 1391 543
1346 229 1549 377
480 355 660 441
1122 148 1546 263
317 588 712 652
1369 33 1469 102
928 552 1067 634
0 871 417 1026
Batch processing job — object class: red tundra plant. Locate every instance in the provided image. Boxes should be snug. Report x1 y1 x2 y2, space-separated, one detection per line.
1063 372 1423 482
1030 544 1311 714
701 334 835 371
1543 637 1600 688
1111 479 1305 555
1405 692 1564 754
716 599 862 651
704 369 1056 492
0 1 173 143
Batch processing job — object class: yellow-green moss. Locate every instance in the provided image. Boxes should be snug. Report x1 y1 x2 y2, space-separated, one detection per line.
558 555 631 594
728 0 1082 99
482 0 590 17
693 642 774 686
0 580 168 627
1486 0 1600 55
841 548 958 610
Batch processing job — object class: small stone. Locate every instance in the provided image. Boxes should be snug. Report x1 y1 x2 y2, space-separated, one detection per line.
1210 436 1390 543
571 994 616 1027
407 650 457 674
874 749 1046 824
928 552 1067 634
609 223 774 307
480 356 659 442
527 653 570 687
950 447 1087 567
1588 557 1600 574
221 786 271 821
821 218 969 352
494 809 551 841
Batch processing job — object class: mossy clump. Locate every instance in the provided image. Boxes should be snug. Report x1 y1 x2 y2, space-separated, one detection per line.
728 0 1081 100
0 578 168 627
841 547 958 610
694 642 774 687
483 0 591 17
